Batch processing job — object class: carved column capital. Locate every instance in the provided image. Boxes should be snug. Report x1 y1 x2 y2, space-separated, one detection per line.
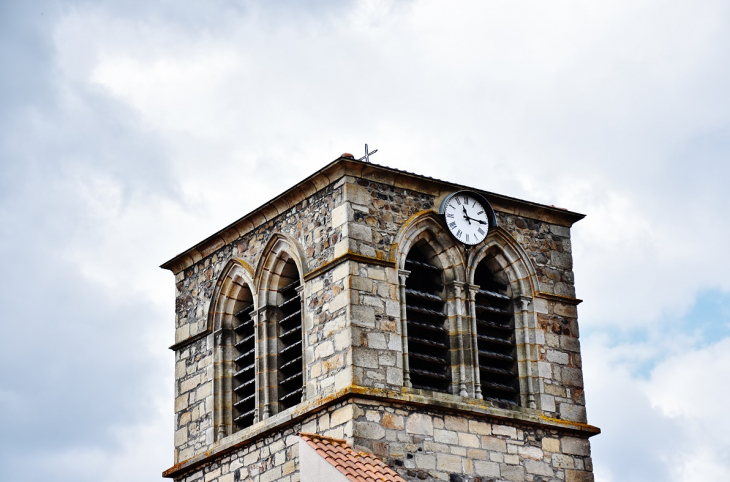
517 296 532 312
467 283 480 297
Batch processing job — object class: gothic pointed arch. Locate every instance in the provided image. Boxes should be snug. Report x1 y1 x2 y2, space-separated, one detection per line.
467 226 541 408
467 226 540 297
209 258 257 440
393 212 466 284
393 212 473 396
255 233 308 308
254 233 308 416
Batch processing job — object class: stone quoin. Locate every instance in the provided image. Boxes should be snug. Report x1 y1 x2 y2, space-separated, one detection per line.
161 156 599 482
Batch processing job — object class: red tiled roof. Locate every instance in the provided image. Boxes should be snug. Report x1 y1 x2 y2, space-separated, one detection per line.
299 433 406 482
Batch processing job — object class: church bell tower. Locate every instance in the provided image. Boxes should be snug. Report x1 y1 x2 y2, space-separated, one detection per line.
161 155 599 482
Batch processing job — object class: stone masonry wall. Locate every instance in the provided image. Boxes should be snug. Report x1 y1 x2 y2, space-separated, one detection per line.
170 172 589 466
171 398 593 482
335 176 586 421
173 399 357 482
348 399 594 482
173 180 346 460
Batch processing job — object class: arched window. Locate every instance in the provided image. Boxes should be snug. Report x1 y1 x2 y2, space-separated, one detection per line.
404 243 451 393
209 259 258 440
275 258 304 411
473 256 519 405
231 285 256 429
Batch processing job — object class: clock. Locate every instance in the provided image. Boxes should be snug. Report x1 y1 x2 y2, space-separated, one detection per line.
439 191 497 245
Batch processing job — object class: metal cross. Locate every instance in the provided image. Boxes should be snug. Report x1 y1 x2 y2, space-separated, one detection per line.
358 143 378 163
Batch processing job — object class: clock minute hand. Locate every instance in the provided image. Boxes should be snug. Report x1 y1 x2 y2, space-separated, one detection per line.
463 213 488 225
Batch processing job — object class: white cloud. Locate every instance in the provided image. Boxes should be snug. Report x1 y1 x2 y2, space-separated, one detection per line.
3 0 730 480
584 334 730 481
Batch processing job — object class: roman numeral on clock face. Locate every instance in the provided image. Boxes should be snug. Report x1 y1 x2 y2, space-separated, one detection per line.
456 229 462 238
478 227 485 235
446 213 454 218
449 222 457 229
465 233 470 242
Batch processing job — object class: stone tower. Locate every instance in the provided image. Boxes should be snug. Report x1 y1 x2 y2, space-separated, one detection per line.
161 157 599 482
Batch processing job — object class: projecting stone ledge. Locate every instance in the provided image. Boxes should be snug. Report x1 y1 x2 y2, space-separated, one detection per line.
163 385 599 479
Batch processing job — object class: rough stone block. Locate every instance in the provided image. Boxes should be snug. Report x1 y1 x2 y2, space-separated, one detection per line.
180 375 201 393
469 420 491 435
481 437 507 453
562 437 591 456
551 453 575 469
474 460 500 477
445 415 469 432
406 413 433 436
354 421 386 440
437 454 462 472
546 349 570 365
518 445 544 460
566 470 595 482
174 427 188 446
330 405 354 427
381 412 404 430
525 459 554 476
542 438 560 453
458 433 480 448
560 403 587 422
492 425 517 438
500 464 525 482
434 429 459 444
562 367 584 387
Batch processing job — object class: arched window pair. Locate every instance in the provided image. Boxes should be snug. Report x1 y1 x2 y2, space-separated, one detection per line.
397 216 533 407
210 238 306 439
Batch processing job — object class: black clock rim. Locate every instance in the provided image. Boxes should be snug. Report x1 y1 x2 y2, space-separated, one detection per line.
438 190 498 235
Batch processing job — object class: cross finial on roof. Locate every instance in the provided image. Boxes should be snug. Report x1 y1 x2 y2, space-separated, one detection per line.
358 143 378 163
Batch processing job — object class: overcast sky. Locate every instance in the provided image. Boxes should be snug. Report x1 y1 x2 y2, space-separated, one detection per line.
2 1 729 481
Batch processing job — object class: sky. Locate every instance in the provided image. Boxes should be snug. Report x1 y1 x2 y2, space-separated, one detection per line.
1 0 729 480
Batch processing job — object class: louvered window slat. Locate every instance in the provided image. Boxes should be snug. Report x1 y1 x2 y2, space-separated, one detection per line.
405 248 451 393
232 301 256 429
474 263 519 405
277 277 303 411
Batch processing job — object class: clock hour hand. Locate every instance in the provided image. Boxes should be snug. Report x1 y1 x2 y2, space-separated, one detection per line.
462 206 471 224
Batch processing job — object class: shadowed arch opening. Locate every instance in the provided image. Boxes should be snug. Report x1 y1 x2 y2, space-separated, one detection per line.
473 255 519 405
404 241 451 392
274 256 304 411
209 259 257 439
395 213 467 396
468 227 541 408
254 234 307 416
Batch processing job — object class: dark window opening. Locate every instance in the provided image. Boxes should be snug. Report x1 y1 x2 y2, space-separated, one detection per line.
276 259 303 411
405 245 451 393
232 287 256 429
473 259 519 405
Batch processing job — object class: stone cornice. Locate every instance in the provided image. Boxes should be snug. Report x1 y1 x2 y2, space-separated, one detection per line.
534 291 583 305
160 158 586 275
168 330 209 351
162 385 600 479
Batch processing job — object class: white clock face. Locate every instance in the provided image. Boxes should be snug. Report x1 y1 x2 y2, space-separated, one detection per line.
443 192 490 245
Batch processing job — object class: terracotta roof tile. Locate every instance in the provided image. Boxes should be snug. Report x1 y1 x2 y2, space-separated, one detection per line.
300 433 406 482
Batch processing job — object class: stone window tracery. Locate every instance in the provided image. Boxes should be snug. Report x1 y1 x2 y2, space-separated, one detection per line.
471 256 519 405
